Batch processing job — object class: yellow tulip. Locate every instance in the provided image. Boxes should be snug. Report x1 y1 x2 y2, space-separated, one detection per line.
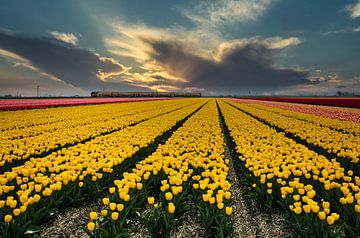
4 214 12 223
102 197 110 205
224 191 231 200
147 197 155 205
111 212 119 220
355 205 360 213
123 194 130 202
327 216 335 225
109 203 117 211
87 222 95 232
109 187 115 194
318 211 326 220
136 183 143 190
294 207 302 214
168 203 175 214
101 209 108 216
165 192 173 201
117 204 124 212
303 205 311 214
89 211 98 220
225 206 232 216
13 208 21 216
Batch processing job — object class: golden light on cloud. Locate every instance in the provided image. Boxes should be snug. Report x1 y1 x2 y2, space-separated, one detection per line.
101 19 304 93
214 36 302 62
101 22 196 91
148 84 180 92
49 31 79 45
0 48 27 62
96 56 130 81
121 68 187 88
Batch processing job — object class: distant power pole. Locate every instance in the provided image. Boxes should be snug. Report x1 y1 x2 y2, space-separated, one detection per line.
37 86 40 97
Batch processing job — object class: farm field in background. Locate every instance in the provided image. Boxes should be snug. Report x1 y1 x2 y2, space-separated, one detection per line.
232 98 360 122
246 97 360 108
0 98 359 238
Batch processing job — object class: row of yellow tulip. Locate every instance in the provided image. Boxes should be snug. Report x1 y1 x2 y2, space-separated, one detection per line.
228 101 360 164
86 99 233 238
0 100 172 132
219 100 360 237
1 100 185 139
0 99 206 237
0 99 195 167
246 103 360 135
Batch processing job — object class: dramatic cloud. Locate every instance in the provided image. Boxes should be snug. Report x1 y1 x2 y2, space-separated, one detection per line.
146 39 309 92
49 31 79 45
354 27 360 32
105 19 307 93
346 0 360 18
0 30 140 92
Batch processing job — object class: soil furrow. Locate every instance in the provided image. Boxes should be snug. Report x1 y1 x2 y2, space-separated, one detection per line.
217 100 290 238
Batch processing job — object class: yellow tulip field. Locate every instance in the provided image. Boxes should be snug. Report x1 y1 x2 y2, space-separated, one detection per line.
0 98 359 237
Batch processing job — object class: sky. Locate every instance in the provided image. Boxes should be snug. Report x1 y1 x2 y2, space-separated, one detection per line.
0 0 359 96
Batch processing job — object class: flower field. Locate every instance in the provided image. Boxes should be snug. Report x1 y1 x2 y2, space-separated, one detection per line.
247 97 360 108
232 98 360 122
0 98 359 238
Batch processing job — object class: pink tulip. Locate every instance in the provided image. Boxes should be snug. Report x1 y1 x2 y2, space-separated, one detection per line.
230 98 360 122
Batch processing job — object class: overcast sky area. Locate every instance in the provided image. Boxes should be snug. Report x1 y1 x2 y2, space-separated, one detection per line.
0 0 360 96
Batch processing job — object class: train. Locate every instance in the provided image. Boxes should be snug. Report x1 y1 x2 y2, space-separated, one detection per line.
91 91 202 97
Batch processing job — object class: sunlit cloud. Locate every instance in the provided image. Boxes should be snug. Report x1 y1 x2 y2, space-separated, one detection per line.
106 22 217 62
49 31 80 45
214 36 302 62
147 84 180 92
346 0 360 19
120 67 188 91
96 56 130 81
0 48 26 62
125 82 180 92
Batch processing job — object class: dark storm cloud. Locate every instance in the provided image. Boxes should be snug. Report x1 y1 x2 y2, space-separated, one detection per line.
147 40 310 91
0 30 141 91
